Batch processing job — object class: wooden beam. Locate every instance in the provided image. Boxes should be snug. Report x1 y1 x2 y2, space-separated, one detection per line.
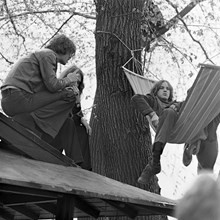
73 195 100 218
104 200 138 219
0 183 59 198
0 207 14 220
56 194 75 220
138 204 175 217
2 193 56 206
36 203 57 215
10 205 39 220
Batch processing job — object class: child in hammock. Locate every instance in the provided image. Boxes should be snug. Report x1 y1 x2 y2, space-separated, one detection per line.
131 79 181 184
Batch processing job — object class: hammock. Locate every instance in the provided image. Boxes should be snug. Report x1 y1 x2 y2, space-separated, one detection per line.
123 63 220 144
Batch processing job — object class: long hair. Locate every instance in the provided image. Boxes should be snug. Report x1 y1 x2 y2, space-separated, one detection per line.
77 69 85 95
46 34 76 56
150 80 173 102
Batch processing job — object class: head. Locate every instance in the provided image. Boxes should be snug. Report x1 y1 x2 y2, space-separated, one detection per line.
46 34 76 65
68 67 85 95
150 80 173 102
76 69 85 95
175 172 220 220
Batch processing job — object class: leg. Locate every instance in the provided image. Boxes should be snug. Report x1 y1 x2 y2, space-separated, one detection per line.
138 141 165 184
197 115 220 171
138 108 178 184
1 89 75 117
183 113 220 167
197 139 218 172
154 108 178 143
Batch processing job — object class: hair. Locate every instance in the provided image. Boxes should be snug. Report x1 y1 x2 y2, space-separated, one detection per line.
150 80 173 102
77 69 85 95
175 172 220 220
45 34 76 56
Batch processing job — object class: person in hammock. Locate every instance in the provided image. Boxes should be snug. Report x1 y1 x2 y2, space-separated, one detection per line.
1 34 81 140
51 68 92 170
131 79 181 184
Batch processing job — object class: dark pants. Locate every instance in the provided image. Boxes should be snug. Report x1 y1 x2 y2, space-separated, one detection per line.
155 108 178 143
1 88 75 138
197 114 220 170
1 88 62 116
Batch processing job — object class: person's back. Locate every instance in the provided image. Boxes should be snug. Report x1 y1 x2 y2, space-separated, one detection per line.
2 49 59 93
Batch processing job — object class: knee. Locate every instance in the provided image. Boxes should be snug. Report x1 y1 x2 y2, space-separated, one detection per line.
162 108 177 118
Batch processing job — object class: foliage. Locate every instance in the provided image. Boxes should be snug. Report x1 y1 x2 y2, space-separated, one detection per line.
1 0 220 101
0 0 96 78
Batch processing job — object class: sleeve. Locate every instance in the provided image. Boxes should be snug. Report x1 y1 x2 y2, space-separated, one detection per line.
131 94 155 116
38 55 71 92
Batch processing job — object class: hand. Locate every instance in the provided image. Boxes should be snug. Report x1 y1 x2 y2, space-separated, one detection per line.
65 85 79 95
81 117 92 135
150 112 159 128
170 104 178 111
60 65 79 78
66 69 80 83
60 90 77 102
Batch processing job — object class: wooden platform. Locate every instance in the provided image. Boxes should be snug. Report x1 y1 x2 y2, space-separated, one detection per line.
0 113 76 166
0 150 176 219
0 113 177 219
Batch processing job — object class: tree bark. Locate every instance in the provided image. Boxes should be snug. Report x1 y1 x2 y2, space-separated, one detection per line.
90 1 167 219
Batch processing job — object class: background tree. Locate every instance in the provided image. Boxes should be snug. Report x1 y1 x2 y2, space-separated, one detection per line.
91 0 162 193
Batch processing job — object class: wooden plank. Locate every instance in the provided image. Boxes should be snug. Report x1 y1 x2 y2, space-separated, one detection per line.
0 113 76 166
0 150 176 212
10 205 39 220
56 195 75 220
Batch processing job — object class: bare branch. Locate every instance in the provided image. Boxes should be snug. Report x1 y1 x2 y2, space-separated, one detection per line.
154 0 207 39
165 0 214 64
0 9 96 22
0 52 13 65
41 13 75 48
3 0 26 44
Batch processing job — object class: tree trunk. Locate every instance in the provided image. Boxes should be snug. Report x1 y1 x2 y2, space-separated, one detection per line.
90 1 167 219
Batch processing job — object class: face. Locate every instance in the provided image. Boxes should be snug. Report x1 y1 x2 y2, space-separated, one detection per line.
57 53 74 65
157 82 170 101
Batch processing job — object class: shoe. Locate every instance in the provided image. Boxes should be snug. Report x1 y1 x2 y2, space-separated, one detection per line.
182 144 192 167
182 140 201 167
137 162 161 185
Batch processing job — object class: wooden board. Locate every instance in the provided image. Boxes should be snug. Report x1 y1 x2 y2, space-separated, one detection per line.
0 113 76 166
0 150 176 208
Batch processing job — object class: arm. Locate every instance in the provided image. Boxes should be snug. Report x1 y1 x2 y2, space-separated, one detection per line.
131 94 159 129
59 65 79 79
38 54 73 92
131 94 156 116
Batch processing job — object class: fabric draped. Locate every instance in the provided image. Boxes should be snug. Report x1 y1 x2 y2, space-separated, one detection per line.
123 63 220 144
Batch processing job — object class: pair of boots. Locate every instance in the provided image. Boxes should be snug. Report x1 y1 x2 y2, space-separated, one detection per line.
138 142 165 185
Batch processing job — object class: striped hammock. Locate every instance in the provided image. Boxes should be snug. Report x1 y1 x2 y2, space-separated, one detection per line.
123 64 220 144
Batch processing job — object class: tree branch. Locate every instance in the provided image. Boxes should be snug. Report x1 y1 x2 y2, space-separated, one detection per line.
41 13 75 48
154 0 207 39
0 9 96 22
3 0 26 44
0 52 13 65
